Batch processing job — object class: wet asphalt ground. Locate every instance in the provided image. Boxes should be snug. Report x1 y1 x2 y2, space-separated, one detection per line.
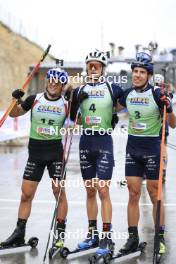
0 114 176 264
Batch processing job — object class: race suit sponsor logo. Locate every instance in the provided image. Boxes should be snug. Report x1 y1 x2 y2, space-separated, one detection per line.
85 116 101 125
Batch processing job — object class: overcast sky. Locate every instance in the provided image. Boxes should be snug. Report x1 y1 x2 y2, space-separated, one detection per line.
0 0 175 61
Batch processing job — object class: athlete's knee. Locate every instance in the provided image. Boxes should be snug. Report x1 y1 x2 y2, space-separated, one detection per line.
128 186 141 203
53 185 66 200
86 187 97 199
147 182 158 203
148 191 157 204
21 190 34 203
98 187 109 200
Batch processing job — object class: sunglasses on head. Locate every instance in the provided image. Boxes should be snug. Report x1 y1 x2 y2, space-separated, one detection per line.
47 70 61 79
136 52 152 63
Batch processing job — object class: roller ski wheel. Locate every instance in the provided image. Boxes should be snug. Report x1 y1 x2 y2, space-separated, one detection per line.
138 242 147 253
89 252 113 264
28 237 38 248
60 247 70 258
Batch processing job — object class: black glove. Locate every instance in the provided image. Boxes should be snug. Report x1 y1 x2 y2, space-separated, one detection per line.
169 92 173 99
12 89 25 99
64 90 71 101
159 92 173 113
111 113 119 129
78 90 89 104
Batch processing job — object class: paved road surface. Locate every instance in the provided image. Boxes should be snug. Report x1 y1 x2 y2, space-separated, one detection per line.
0 116 176 264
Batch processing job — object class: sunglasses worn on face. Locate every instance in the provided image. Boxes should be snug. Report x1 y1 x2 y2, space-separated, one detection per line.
87 62 102 70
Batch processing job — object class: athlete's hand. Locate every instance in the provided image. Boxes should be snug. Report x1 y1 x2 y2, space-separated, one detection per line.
64 90 71 101
12 89 25 99
78 90 89 104
169 92 173 99
159 91 173 113
111 113 119 129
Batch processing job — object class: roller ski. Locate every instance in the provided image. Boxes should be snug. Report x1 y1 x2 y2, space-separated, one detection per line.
0 224 38 255
88 233 115 264
112 242 146 263
111 234 146 263
48 221 65 260
153 234 166 264
60 228 99 259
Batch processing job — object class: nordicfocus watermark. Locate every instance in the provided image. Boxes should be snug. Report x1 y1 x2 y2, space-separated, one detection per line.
51 229 128 241
51 177 127 190
47 73 128 85
42 125 128 137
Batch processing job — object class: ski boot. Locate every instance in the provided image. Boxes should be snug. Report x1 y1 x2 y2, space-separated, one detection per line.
120 234 139 254
159 235 166 255
55 223 65 249
49 223 65 260
153 235 166 263
78 228 99 250
0 223 25 248
89 233 115 264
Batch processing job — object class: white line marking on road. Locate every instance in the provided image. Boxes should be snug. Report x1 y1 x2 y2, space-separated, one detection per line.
0 199 176 207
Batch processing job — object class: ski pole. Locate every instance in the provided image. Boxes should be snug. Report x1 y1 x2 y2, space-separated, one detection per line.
0 44 51 128
153 105 166 264
42 115 79 263
50 91 74 247
147 47 166 263
43 91 77 262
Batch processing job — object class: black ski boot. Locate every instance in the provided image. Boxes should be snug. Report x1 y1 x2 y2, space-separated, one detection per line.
120 234 139 254
0 221 25 248
54 222 66 249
